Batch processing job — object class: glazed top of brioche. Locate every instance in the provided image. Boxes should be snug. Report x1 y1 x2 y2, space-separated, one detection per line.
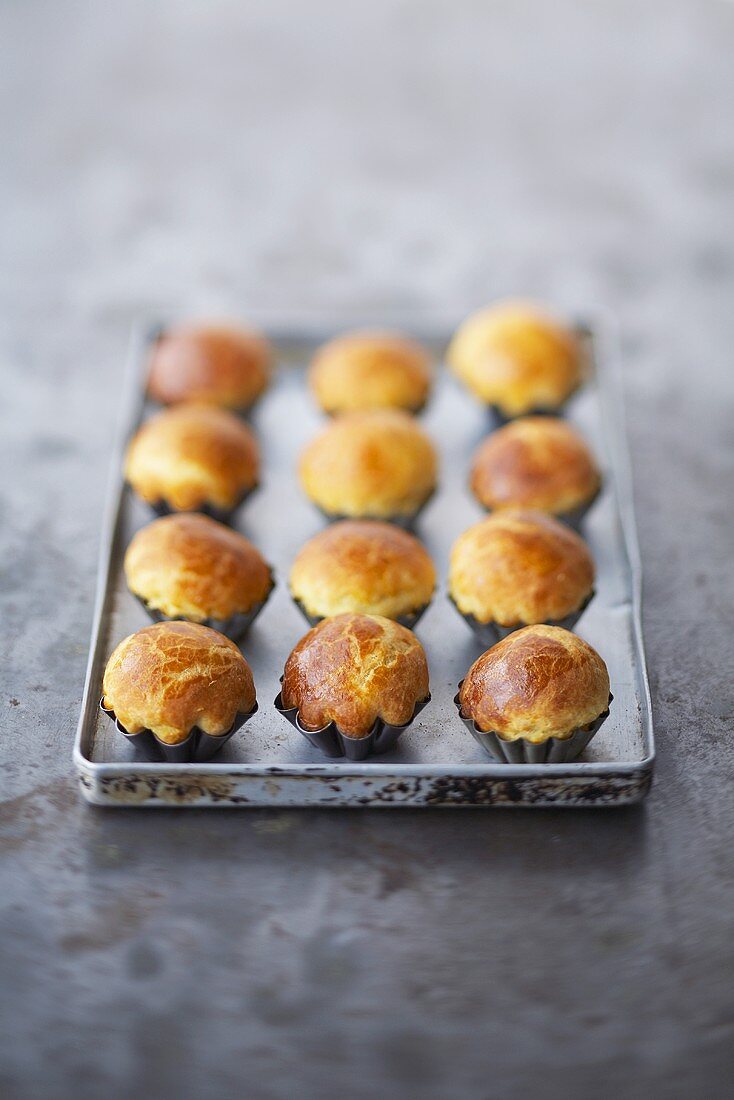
470 416 600 515
147 322 272 409
125 514 273 621
448 300 582 415
299 410 437 518
459 625 610 742
281 613 430 737
102 621 256 744
309 330 433 413
124 404 260 511
289 520 436 620
449 511 594 625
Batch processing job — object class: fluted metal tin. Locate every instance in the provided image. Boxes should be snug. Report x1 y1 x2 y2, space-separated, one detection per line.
274 689 431 760
453 686 613 764
448 590 594 648
134 571 275 643
314 489 436 532
144 484 259 526
322 396 430 418
484 387 585 429
99 698 259 763
291 595 431 632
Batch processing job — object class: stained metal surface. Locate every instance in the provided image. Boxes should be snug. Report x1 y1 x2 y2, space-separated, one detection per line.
74 321 654 806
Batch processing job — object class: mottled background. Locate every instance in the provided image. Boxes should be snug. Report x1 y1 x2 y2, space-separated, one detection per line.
1 2 733 1098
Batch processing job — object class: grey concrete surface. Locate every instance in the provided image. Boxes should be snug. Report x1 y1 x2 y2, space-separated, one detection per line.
1 1 733 1097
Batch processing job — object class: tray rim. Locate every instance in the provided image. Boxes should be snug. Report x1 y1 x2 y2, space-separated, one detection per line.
73 310 654 805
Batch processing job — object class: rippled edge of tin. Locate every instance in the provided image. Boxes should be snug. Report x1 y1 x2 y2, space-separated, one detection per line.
273 687 431 760
99 698 259 763
133 570 276 643
320 395 430 418
453 684 613 764
447 590 595 649
290 595 432 632
314 488 436 532
140 482 259 526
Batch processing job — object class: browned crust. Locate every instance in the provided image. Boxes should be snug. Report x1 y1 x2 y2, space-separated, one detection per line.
459 625 610 741
147 322 272 409
281 613 430 737
449 510 594 625
447 301 583 415
309 330 433 413
299 410 438 518
124 514 272 621
102 621 256 744
124 404 260 511
470 416 600 515
289 520 435 620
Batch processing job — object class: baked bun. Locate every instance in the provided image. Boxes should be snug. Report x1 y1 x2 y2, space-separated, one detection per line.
102 621 256 744
281 613 430 737
448 301 582 416
125 404 260 513
299 410 437 520
147 322 272 409
290 520 435 621
459 625 610 742
470 416 600 516
449 511 594 626
309 331 432 414
125 514 272 622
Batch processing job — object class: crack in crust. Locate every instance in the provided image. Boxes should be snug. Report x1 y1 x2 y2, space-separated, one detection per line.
281 613 430 737
102 621 256 744
459 625 610 742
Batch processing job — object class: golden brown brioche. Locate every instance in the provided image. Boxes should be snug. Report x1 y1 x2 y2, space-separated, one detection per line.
459 625 610 742
470 417 600 516
299 410 437 519
125 404 260 512
124 514 272 622
281 613 430 737
102 621 256 744
309 331 433 414
449 511 594 626
290 520 435 620
147 322 272 409
448 301 582 415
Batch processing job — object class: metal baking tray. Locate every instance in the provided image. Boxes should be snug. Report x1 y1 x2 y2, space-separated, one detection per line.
74 316 654 808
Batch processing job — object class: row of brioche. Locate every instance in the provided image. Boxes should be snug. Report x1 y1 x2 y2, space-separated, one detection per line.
103 616 610 748
146 301 584 418
124 512 594 634
124 407 600 522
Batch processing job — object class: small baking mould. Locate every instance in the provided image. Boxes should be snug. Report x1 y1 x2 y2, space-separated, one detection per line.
134 571 275 643
99 698 258 763
290 595 432 632
274 686 431 761
145 483 259 526
448 590 594 649
453 684 613 764
314 489 436 532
